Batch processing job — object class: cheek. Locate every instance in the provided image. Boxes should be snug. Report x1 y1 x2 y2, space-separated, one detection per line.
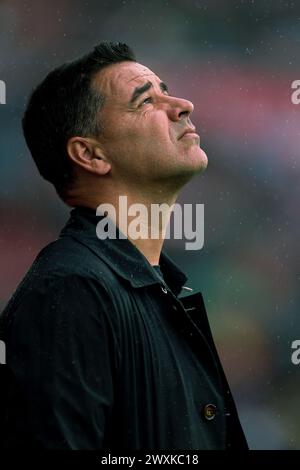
103 112 173 156
140 119 172 148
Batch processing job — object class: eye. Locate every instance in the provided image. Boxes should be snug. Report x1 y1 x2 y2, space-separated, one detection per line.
140 96 153 106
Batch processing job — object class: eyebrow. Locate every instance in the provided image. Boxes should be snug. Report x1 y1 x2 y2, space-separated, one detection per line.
129 81 169 105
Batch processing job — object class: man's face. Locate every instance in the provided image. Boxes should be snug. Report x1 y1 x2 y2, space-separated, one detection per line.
93 61 208 189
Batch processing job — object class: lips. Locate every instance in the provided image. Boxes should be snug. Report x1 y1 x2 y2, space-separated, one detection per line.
178 127 198 139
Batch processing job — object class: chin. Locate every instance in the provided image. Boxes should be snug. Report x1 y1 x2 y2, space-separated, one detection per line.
167 156 208 188
184 147 208 174
197 148 208 170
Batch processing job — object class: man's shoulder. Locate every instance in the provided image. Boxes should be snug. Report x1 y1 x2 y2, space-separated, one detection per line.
32 235 116 284
0 235 123 337
1 235 119 320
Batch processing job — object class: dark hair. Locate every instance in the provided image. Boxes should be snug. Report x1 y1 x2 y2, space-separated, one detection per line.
22 41 136 196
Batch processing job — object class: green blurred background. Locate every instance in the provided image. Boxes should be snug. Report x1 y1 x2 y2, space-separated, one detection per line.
1 0 299 449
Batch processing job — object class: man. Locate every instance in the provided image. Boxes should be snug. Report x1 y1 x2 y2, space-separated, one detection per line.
0 42 248 449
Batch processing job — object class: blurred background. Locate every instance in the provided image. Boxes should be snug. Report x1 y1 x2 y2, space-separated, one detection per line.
0 0 299 449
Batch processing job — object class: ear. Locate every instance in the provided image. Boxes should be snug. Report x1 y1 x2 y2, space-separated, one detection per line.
67 136 111 176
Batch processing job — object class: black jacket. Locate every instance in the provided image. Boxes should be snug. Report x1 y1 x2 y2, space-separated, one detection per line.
0 206 248 449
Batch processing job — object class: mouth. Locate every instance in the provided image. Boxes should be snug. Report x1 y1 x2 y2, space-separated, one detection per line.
178 127 199 140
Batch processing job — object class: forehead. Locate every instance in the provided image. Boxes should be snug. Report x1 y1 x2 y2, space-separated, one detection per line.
93 61 161 100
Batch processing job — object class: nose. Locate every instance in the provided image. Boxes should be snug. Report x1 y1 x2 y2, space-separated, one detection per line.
166 95 194 122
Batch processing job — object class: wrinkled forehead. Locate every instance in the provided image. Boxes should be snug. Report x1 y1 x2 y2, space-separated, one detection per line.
93 61 161 101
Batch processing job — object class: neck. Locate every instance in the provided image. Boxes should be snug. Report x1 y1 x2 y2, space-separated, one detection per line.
66 182 179 266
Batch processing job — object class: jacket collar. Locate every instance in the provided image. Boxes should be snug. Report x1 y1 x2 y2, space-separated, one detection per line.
60 206 188 296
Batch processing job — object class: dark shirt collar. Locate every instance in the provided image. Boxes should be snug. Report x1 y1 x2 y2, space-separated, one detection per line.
60 206 188 296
